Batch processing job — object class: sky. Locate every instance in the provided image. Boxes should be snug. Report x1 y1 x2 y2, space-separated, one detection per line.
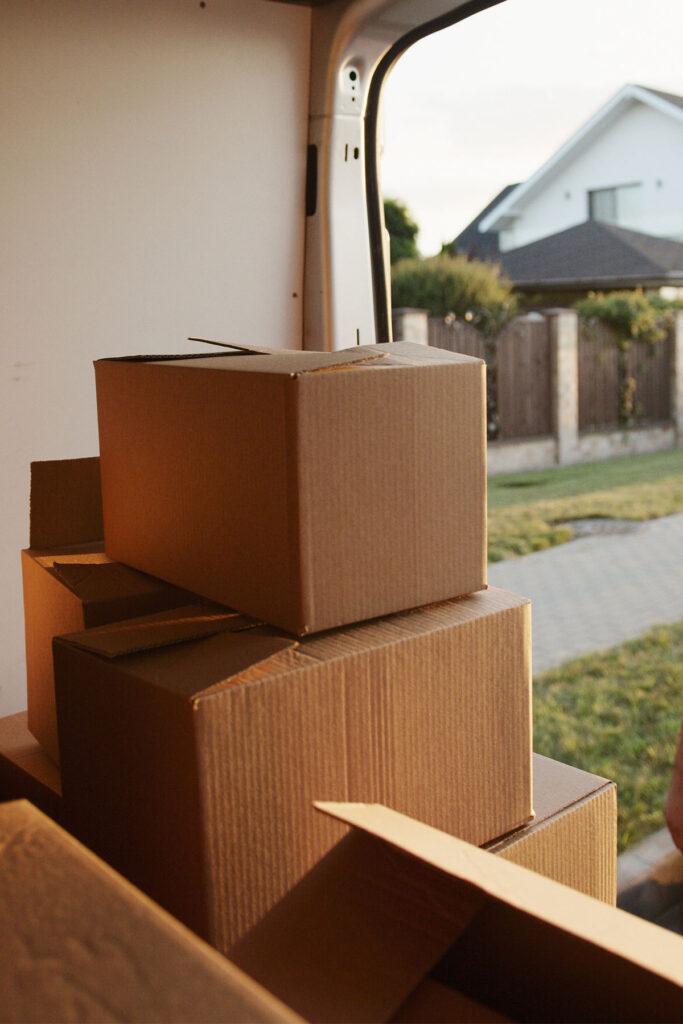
380 0 683 255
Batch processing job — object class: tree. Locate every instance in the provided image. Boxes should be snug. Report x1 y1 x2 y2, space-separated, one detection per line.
384 198 419 264
391 253 516 335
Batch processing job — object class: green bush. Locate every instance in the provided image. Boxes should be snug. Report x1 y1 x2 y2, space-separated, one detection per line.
391 253 516 335
574 289 677 347
574 289 679 427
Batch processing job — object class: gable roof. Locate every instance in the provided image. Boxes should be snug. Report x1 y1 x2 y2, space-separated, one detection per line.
499 219 683 290
480 84 683 234
447 184 519 259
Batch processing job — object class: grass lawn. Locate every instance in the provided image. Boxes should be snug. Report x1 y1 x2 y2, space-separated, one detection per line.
534 621 683 852
489 449 683 562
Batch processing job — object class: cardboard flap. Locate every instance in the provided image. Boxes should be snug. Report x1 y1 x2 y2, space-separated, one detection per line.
315 803 683 995
188 337 276 355
231 820 485 1024
51 559 185 605
29 458 103 549
59 605 256 658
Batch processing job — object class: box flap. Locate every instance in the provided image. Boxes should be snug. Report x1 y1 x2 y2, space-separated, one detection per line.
29 457 102 549
315 803 683 992
51 559 190 607
58 604 257 658
231 815 486 1024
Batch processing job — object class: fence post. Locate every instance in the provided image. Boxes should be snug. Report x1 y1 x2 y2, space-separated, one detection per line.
673 311 683 447
546 308 579 465
392 307 429 345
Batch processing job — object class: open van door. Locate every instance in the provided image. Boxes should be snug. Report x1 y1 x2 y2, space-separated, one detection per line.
299 0 504 349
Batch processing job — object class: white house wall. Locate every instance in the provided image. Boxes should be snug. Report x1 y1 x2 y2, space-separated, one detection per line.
0 0 311 717
499 101 683 251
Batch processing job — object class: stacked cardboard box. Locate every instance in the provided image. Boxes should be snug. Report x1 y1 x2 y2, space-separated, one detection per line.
21 457 196 763
1 338 631 1015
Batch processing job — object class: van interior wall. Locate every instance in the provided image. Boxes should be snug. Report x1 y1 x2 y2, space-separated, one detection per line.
0 0 311 716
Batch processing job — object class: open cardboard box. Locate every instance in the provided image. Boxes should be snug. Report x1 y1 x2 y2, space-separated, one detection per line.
0 801 300 1023
95 341 487 635
54 587 532 951
22 457 196 762
231 803 683 1024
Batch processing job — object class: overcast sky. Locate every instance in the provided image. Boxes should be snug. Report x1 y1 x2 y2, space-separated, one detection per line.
380 0 683 255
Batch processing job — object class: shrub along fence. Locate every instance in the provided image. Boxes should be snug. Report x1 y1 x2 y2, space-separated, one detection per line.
578 321 673 432
393 306 683 473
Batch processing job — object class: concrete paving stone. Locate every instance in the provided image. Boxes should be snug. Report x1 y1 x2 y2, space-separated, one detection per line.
489 513 683 673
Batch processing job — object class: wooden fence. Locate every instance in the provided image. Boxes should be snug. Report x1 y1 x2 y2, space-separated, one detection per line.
428 314 673 441
578 321 672 432
428 315 552 440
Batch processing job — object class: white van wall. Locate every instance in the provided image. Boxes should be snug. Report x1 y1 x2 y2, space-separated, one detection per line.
1 0 311 716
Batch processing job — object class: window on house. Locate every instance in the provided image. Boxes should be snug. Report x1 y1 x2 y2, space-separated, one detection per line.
588 183 642 225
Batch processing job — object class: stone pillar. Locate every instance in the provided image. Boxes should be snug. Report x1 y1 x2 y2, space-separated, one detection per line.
672 310 683 446
391 307 429 345
546 308 579 465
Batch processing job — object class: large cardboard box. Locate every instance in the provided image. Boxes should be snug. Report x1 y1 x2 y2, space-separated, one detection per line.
54 587 532 951
0 711 62 824
94 341 486 634
231 803 683 1024
0 801 300 1023
486 753 617 902
22 457 196 762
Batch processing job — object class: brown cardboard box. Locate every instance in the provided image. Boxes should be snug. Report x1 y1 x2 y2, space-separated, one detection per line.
486 753 617 902
0 801 300 1023
54 587 532 952
22 457 196 763
231 802 683 1024
0 711 62 824
94 341 486 634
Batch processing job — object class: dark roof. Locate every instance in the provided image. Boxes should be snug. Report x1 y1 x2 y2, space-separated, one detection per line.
448 184 520 260
637 84 683 112
499 220 683 290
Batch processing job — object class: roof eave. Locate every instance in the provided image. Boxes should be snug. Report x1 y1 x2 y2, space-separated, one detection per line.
513 272 683 291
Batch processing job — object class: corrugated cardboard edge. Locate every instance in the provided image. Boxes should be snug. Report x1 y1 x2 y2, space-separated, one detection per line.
29 457 103 549
315 802 683 988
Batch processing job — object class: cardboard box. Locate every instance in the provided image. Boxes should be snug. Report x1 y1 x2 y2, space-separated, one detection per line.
0 711 62 824
486 753 617 903
0 801 300 1023
94 341 486 634
54 586 532 951
22 457 196 763
231 802 683 1024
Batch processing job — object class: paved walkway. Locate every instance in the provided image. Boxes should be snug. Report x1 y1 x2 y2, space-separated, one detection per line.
488 513 683 674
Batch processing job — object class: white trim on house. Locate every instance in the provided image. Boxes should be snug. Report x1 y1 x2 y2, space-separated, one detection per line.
479 84 683 234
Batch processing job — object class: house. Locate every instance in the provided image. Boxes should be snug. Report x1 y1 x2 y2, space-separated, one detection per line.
449 84 683 295
498 219 683 296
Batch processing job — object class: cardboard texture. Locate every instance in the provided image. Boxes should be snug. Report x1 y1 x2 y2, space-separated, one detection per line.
0 801 300 1023
22 458 199 763
0 711 62 824
485 753 617 903
54 587 532 951
231 802 683 1024
94 341 487 634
